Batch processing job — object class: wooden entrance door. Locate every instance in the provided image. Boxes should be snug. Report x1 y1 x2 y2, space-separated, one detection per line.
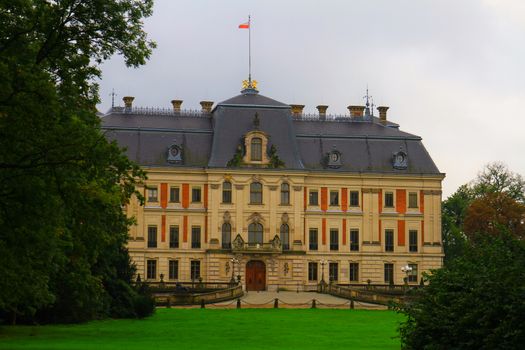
246 260 266 291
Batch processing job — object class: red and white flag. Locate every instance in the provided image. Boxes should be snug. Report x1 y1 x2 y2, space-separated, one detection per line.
238 21 250 29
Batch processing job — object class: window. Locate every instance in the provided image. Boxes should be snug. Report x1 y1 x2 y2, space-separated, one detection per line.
251 137 262 161
191 226 201 249
169 187 180 203
309 190 318 205
350 191 359 207
250 182 263 204
147 226 157 248
350 229 359 251
385 229 394 252
308 262 318 281
385 192 394 208
281 224 290 251
169 260 179 280
408 264 418 283
222 223 231 249
329 190 339 206
329 262 338 282
330 229 339 251
147 187 158 202
309 229 318 251
281 183 290 205
409 230 418 252
349 263 359 282
222 182 232 203
384 263 394 284
146 260 157 279
248 223 263 245
190 260 201 280
408 192 418 208
191 187 201 203
169 225 179 248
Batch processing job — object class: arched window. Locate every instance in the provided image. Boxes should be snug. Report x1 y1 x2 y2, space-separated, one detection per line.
222 181 232 203
281 183 290 205
280 224 290 251
250 182 263 204
248 223 263 245
251 137 262 161
221 223 231 249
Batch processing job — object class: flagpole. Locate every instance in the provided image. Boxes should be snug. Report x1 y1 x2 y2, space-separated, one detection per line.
248 15 251 83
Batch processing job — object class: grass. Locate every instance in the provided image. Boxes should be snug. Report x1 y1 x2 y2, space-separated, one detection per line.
0 308 404 350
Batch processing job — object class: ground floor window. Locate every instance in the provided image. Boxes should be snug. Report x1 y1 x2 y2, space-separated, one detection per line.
147 226 157 248
169 226 179 248
281 224 290 251
309 229 318 250
146 259 157 280
222 223 231 249
408 263 418 283
169 260 179 280
384 263 394 284
308 262 318 281
191 226 201 249
329 262 338 282
248 223 263 245
190 260 201 280
330 229 339 251
349 263 359 282
409 230 418 252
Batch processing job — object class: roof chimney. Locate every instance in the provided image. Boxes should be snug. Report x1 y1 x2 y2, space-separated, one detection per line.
377 106 389 125
171 99 183 113
348 105 365 118
200 100 214 113
316 105 328 119
123 96 134 109
290 104 305 117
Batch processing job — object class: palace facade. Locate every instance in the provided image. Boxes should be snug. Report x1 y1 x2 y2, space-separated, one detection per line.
102 83 444 291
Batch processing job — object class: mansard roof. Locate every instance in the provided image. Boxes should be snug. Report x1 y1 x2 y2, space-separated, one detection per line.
101 91 441 175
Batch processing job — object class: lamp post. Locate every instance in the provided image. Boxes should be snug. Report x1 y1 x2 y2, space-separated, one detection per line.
319 259 328 293
320 259 327 282
230 257 239 285
401 265 413 287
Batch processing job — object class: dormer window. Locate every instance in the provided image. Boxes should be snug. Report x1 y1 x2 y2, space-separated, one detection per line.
251 137 262 161
243 130 270 166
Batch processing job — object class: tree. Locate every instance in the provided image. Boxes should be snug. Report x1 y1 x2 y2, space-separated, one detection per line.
441 185 470 264
0 0 155 323
441 163 524 264
471 162 525 203
397 232 525 349
464 192 525 239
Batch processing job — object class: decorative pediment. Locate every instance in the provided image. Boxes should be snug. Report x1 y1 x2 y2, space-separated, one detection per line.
281 212 289 224
223 211 231 223
248 212 264 224
232 234 244 250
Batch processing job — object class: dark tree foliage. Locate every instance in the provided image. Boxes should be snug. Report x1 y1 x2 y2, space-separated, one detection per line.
398 232 525 350
464 192 525 240
441 163 524 264
0 0 155 323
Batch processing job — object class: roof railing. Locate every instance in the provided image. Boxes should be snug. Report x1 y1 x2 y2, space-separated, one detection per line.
109 106 209 117
294 113 376 123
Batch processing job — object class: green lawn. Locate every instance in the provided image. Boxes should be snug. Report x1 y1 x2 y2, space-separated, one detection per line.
0 309 404 350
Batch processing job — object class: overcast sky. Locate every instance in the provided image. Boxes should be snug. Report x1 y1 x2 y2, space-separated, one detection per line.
97 0 525 198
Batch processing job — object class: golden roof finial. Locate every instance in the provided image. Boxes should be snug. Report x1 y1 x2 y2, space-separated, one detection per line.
241 79 258 91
